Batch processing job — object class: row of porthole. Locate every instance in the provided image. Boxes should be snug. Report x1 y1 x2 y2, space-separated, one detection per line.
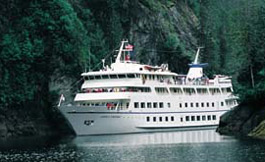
180 102 224 108
146 115 217 122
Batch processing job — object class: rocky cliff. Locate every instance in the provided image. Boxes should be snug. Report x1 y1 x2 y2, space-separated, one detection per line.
217 104 265 139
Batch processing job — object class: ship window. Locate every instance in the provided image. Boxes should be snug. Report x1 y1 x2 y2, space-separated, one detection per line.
212 102 215 107
159 117 162 122
167 103 171 108
84 76 89 80
153 102 158 108
148 75 152 80
206 102 209 107
179 103 182 108
88 76 95 80
127 74 135 78
201 103 204 107
141 102 145 108
213 115 217 120
221 102 224 106
153 117 156 122
152 75 155 80
185 103 188 107
102 75 109 79
159 102 164 108
191 103 194 107
147 102 152 108
169 88 183 94
165 116 168 121
134 102 139 108
207 115 211 120
202 116 206 121
110 74 118 79
118 74 126 78
186 116 190 121
171 116 174 121
227 87 232 92
209 88 221 95
146 117 150 122
183 88 196 95
196 103 199 107
197 116 201 121
83 103 86 106
180 117 183 122
95 75 101 79
126 103 129 108
191 116 195 121
196 88 208 94
155 87 169 94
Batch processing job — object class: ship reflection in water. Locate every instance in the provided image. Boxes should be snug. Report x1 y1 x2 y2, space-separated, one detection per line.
74 129 230 147
1 129 265 162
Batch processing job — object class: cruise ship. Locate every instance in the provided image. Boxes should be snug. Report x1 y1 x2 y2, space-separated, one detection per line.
59 40 238 135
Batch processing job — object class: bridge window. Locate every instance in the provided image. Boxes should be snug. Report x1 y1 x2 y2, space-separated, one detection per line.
159 102 164 108
153 102 158 108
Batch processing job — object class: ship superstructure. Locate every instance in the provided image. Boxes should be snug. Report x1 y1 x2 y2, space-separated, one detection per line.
59 40 238 135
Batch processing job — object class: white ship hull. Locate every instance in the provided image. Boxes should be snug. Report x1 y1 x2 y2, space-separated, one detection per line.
60 105 228 135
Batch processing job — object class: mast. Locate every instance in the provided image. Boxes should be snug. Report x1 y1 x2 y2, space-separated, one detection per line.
115 40 128 63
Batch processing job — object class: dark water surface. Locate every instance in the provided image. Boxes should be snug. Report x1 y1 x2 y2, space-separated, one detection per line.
0 129 265 162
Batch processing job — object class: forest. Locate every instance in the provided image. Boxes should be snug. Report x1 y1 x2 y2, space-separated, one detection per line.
0 0 265 112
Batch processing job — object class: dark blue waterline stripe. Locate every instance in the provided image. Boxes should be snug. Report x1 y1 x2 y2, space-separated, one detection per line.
137 124 217 129
67 109 228 114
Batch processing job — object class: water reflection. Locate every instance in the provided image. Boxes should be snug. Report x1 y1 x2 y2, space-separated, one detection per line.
73 129 233 147
0 129 265 162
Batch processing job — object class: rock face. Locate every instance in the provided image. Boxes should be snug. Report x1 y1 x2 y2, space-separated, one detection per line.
217 104 265 139
0 107 74 139
127 0 199 65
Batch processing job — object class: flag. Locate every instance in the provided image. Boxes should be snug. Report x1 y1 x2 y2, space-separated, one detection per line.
125 44 134 51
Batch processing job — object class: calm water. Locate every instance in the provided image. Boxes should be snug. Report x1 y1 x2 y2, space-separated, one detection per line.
0 129 265 162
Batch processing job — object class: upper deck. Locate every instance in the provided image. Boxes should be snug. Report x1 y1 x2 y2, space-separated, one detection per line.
80 40 233 89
